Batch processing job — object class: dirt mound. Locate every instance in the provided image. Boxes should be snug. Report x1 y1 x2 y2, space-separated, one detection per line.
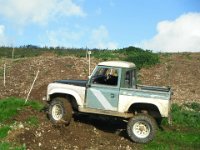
0 53 199 103
0 55 98 101
140 53 200 104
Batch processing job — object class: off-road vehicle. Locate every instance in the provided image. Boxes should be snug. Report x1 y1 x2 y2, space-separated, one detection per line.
44 61 172 143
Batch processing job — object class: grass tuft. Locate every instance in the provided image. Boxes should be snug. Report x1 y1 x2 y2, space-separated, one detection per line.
0 142 26 150
0 126 11 139
26 116 39 127
0 97 43 123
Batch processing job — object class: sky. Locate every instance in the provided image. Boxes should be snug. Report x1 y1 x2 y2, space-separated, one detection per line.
0 0 200 52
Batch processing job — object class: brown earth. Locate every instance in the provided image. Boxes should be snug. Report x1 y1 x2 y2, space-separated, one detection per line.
0 54 98 101
7 107 141 150
1 52 200 149
140 53 200 104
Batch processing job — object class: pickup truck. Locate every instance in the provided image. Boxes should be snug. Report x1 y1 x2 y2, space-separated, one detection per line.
44 61 172 143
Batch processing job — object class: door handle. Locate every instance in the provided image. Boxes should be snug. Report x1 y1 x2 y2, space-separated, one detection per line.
110 93 115 98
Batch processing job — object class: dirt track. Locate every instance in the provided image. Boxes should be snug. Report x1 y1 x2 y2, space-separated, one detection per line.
1 53 200 149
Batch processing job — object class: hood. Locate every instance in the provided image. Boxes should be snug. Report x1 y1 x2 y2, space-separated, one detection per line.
54 80 87 87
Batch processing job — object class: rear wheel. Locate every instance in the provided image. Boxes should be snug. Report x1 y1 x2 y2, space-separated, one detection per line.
48 97 72 125
127 114 157 143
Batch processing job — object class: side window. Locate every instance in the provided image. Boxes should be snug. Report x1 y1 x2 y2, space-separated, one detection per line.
92 67 119 86
125 71 131 88
125 70 136 88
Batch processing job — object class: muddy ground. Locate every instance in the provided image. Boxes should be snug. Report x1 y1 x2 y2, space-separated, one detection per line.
7 107 141 150
1 52 200 149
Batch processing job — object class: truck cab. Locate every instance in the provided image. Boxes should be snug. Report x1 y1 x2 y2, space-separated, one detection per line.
86 61 136 112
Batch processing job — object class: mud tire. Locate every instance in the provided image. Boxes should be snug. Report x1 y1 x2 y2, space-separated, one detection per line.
48 97 72 125
127 114 157 143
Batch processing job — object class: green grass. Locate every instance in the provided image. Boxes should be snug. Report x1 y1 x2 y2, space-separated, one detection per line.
144 102 200 149
0 142 26 150
0 126 11 139
144 130 200 150
26 116 39 126
0 97 43 123
0 97 41 150
171 103 200 128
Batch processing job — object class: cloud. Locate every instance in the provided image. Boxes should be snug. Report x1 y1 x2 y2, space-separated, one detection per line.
44 28 84 47
89 25 118 49
0 25 7 45
40 25 118 49
138 13 200 52
0 0 86 25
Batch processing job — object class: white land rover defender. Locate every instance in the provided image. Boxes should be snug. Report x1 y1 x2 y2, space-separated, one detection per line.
44 61 172 143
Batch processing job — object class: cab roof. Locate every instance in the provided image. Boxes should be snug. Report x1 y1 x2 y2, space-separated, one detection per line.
98 61 136 68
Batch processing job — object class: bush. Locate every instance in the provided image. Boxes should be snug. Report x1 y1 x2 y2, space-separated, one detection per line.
0 46 160 69
121 46 160 69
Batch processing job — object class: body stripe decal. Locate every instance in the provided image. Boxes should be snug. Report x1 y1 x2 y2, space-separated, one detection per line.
90 88 116 110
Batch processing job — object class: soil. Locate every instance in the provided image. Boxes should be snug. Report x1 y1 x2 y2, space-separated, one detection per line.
1 52 200 149
7 107 141 150
140 53 200 104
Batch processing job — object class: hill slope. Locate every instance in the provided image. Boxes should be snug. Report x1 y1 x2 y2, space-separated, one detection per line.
140 53 200 103
0 52 199 104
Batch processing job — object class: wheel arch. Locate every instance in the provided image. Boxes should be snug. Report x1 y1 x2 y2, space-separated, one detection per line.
128 103 162 119
49 93 79 111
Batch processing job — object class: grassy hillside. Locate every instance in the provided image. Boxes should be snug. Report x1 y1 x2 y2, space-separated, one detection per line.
0 46 159 69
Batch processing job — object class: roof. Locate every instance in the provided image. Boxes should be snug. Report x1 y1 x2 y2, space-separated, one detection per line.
98 61 136 68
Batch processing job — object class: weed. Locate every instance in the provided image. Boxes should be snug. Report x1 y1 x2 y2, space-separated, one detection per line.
182 53 192 60
144 130 200 149
0 142 26 150
24 100 44 111
26 116 39 126
171 103 200 128
144 102 200 149
0 97 43 122
0 126 11 139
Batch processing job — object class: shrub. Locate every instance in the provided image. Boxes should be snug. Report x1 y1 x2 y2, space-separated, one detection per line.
121 46 160 69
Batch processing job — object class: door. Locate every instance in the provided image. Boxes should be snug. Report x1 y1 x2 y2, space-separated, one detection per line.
86 67 121 111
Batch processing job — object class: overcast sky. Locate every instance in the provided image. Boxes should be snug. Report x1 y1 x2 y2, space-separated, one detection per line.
0 0 200 52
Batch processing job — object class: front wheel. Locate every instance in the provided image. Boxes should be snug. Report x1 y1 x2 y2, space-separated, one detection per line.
48 97 72 125
127 114 157 143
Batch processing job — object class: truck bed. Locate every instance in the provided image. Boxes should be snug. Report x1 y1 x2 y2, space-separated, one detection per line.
137 84 171 92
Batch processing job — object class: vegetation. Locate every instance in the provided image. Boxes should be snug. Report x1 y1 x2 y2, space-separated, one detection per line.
0 126 11 139
0 97 43 122
0 97 43 150
0 45 160 69
144 102 200 149
0 142 25 150
26 116 39 127
120 46 160 69
1 97 199 149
